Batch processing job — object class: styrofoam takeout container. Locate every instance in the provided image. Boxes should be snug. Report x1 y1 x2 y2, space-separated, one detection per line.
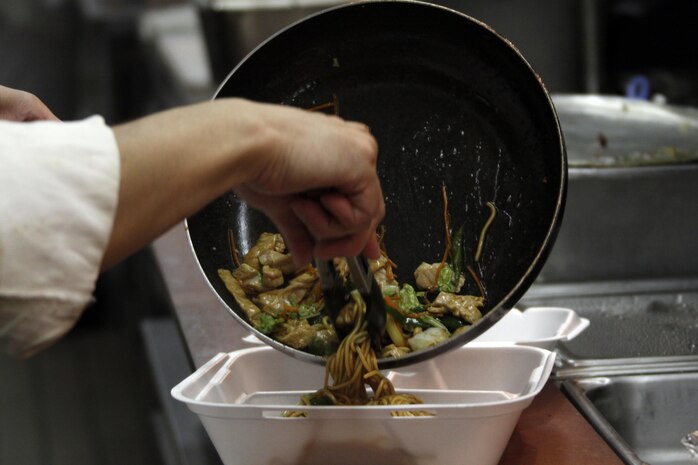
472 306 590 350
172 344 556 465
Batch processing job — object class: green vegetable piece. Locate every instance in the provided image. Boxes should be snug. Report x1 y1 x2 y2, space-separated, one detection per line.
257 313 282 334
451 225 465 279
381 285 400 297
385 313 409 347
437 265 455 293
385 305 406 322
307 329 339 356
306 394 334 406
419 314 449 332
403 317 430 331
439 314 467 332
298 304 320 320
398 283 422 312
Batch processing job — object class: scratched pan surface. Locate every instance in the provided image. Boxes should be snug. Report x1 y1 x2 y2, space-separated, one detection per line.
187 1 567 368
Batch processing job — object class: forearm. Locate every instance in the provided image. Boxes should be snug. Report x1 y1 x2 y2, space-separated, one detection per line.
104 99 263 269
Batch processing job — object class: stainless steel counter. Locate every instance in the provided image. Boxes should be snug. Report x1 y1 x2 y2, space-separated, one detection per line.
152 224 249 368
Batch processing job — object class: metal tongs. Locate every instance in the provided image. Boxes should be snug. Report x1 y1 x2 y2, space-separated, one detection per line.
316 256 387 352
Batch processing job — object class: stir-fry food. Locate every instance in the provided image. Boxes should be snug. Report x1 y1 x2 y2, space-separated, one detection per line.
217 195 496 412
217 198 494 360
284 290 429 416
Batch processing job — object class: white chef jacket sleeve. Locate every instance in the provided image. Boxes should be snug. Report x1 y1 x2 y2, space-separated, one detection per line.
0 116 120 358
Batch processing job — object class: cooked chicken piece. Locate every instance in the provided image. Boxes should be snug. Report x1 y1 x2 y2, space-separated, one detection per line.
274 319 317 349
217 269 262 324
262 265 284 289
430 292 483 324
381 344 411 359
255 270 318 315
243 232 286 271
232 263 264 293
258 249 296 274
414 262 464 292
414 262 439 290
369 253 399 289
333 257 350 283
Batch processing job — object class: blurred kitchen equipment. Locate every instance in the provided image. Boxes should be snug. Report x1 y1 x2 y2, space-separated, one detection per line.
195 0 350 82
187 1 566 368
683 430 698 463
171 344 555 465
563 367 698 465
554 94 698 167
535 95 698 284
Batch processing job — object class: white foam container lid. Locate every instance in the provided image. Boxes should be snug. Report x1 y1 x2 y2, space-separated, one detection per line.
172 343 556 465
472 306 590 350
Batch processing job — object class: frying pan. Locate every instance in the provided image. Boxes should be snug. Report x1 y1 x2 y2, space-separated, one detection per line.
187 0 567 369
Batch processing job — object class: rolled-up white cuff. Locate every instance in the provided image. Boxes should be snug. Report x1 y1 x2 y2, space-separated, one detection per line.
0 116 120 357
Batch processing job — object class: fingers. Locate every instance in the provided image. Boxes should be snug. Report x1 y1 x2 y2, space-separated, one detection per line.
272 201 381 266
266 209 315 268
291 193 367 239
22 92 59 121
29 97 59 122
362 235 382 260
291 190 384 260
0 86 59 122
314 231 382 261
344 120 372 134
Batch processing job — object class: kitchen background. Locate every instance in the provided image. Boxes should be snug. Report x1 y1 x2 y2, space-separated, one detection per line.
1 1 697 464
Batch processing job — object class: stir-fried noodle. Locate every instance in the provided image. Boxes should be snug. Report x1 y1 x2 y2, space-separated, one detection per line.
285 291 427 417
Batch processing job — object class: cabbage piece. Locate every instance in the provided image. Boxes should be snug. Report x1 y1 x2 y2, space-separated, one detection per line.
407 327 450 351
385 313 409 347
398 283 422 312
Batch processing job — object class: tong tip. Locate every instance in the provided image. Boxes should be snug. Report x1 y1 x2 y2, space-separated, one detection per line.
317 257 387 352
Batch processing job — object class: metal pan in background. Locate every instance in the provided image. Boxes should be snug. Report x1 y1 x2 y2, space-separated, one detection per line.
187 1 567 368
554 94 698 167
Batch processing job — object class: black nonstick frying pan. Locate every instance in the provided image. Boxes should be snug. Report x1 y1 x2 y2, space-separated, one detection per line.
187 0 567 369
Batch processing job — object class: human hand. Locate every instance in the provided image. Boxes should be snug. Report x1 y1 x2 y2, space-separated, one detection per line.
233 100 385 266
0 85 59 122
